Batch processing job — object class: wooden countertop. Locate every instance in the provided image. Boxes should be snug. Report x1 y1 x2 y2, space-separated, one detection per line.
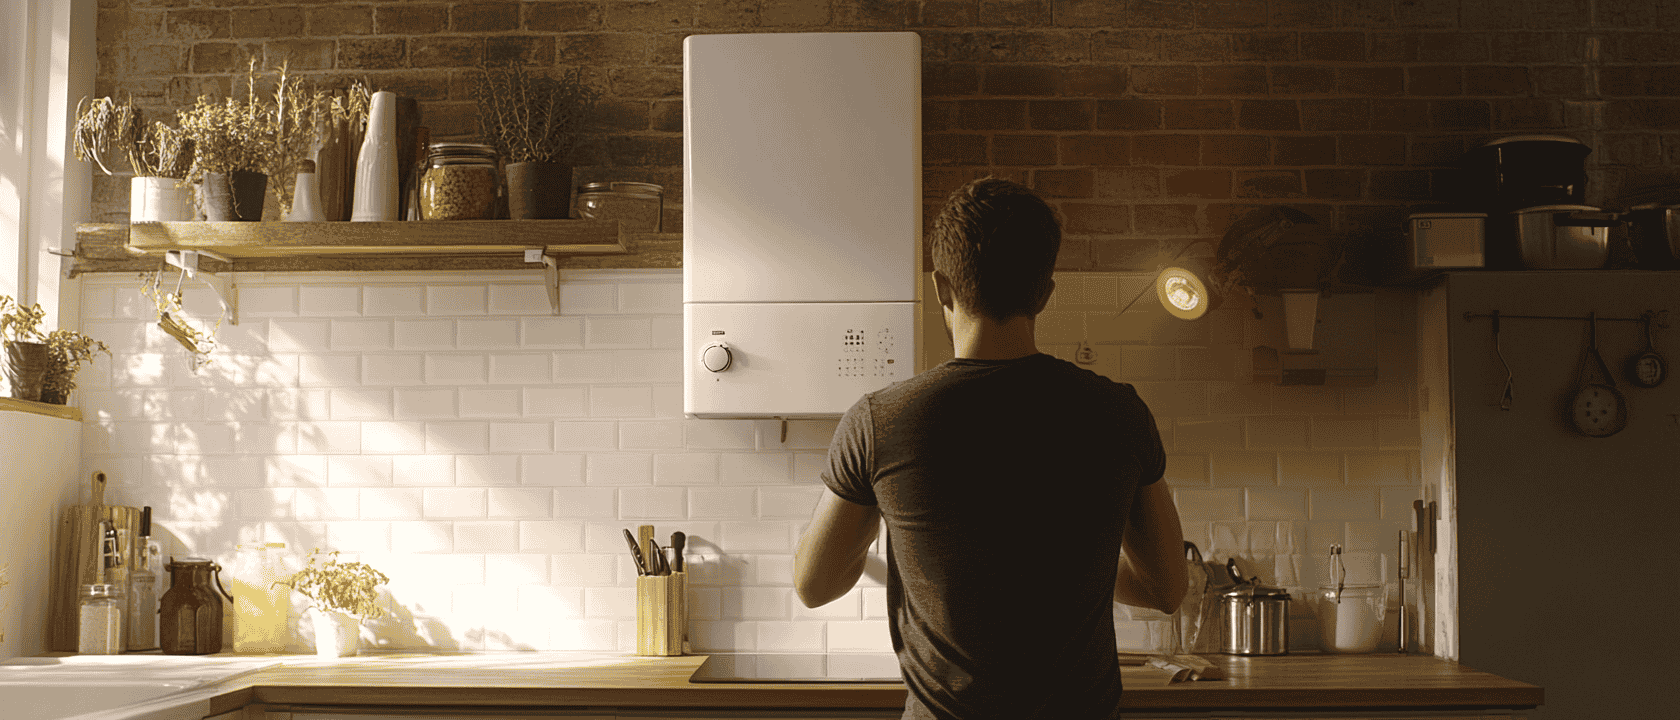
203 652 1541 715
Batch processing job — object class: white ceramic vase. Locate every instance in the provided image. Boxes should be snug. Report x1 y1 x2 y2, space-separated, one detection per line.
130 176 194 222
309 607 360 658
285 161 328 222
350 90 399 222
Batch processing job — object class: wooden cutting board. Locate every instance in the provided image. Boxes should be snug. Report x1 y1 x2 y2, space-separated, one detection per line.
48 471 142 652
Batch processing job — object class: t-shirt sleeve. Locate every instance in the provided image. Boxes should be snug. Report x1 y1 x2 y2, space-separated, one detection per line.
821 394 878 506
1126 385 1168 487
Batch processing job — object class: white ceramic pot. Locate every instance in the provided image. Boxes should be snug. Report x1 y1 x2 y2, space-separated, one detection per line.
130 176 194 222
308 607 360 658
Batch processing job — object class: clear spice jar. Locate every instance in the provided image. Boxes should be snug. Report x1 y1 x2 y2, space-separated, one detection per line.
574 181 663 232
78 583 124 654
420 143 499 220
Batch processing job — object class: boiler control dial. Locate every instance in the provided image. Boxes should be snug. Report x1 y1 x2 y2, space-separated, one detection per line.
701 342 733 373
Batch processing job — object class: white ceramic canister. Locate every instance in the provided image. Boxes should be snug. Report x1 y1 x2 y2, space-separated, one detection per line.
285 160 328 222
351 91 399 221
130 176 194 221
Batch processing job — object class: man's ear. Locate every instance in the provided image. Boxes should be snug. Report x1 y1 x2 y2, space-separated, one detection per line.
1032 277 1056 314
932 271 955 310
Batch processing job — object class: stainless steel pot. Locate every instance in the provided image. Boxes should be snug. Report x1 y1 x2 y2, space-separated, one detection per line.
1511 204 1615 269
1218 559 1290 656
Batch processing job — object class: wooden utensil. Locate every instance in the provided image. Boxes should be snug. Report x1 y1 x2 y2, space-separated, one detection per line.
49 471 143 651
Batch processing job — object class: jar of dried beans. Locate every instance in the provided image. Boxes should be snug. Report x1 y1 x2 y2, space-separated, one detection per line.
420 143 499 220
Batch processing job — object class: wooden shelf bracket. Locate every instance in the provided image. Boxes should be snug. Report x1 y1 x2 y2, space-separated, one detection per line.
165 249 239 325
527 248 563 315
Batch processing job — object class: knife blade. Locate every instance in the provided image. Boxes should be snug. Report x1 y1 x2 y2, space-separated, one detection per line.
670 531 685 572
622 528 648 575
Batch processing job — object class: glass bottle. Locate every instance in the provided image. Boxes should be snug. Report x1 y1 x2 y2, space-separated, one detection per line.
420 143 500 220
126 537 160 651
229 542 291 653
77 584 123 655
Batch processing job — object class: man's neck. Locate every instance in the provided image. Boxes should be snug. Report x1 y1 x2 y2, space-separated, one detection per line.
949 309 1040 360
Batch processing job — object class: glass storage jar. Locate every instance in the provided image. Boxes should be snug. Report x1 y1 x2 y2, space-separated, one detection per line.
574 181 663 232
78 583 124 654
420 143 499 220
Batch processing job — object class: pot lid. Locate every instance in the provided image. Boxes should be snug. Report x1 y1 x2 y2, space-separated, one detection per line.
1511 204 1601 214
1219 558 1291 598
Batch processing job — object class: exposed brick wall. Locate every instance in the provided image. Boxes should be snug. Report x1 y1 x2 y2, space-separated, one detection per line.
95 2 1680 269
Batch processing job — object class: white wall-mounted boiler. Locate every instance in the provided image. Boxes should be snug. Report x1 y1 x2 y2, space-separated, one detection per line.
683 32 922 418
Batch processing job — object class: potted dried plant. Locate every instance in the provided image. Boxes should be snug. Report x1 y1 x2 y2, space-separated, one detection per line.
177 58 326 221
276 549 389 658
1 295 109 405
73 96 196 221
472 62 601 219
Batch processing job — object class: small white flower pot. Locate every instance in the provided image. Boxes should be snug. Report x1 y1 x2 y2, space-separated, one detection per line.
130 176 194 222
308 607 360 658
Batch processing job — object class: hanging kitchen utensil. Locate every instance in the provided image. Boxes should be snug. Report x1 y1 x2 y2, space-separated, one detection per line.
1491 310 1514 410
1567 313 1628 438
1626 311 1667 388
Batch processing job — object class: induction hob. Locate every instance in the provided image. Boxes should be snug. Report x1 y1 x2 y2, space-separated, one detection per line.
689 653 902 683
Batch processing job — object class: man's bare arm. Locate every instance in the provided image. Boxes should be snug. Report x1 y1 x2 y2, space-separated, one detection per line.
1114 480 1187 614
794 490 882 608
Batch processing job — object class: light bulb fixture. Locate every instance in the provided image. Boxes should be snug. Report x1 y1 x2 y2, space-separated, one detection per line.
1118 242 1223 320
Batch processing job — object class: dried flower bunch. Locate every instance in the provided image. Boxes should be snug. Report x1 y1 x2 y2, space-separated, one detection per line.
279 549 390 619
472 62 601 164
141 268 220 372
177 58 333 215
72 96 195 179
1 295 110 404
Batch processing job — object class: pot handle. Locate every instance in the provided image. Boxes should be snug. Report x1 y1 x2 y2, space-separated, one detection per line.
1555 211 1620 228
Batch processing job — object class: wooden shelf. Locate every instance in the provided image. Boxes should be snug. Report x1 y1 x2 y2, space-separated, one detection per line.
70 220 681 276
0 397 82 422
68 220 683 318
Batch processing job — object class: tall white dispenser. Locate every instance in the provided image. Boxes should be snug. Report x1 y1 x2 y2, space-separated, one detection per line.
683 32 922 418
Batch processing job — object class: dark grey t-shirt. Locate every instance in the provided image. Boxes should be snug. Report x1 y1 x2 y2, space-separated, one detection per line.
822 353 1165 720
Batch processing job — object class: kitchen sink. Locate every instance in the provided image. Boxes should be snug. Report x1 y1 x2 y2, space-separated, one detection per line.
0 655 279 720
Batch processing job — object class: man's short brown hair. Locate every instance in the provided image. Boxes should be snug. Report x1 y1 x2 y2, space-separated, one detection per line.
929 178 1062 322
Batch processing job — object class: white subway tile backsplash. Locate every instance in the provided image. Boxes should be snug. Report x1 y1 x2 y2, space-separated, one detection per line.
651 316 682 348
298 286 361 316
330 388 393 420
551 553 619 587
685 419 757 450
489 353 552 385
360 488 424 519
521 521 586 553
655 453 720 485
300 355 361 387
1163 454 1209 485
619 486 686 519
457 454 521 485
553 488 616 519
270 319 332 353
720 521 793 553
392 454 456 485
364 285 425 316
584 317 651 349
522 453 586 486
1133 382 1211 418
1245 487 1308 521
720 452 792 485
617 281 681 314
394 388 457 419
426 422 489 454
295 488 360 520
427 285 488 316
324 521 391 552
758 621 824 652
1309 488 1380 521
426 354 488 385
1380 487 1421 522
612 350 682 384
264 453 325 486
1377 415 1421 448
364 355 425 386
554 353 617 383
586 453 653 485
690 487 758 519
724 586 792 620
460 319 521 350
1210 452 1276 487
488 284 551 316
240 286 299 316
589 386 653 417
394 319 456 349
1348 451 1414 486
1119 346 1178 380
424 488 488 518
490 423 553 453
330 320 393 351
1172 418 1244 453
454 521 520 552
617 420 685 449
235 488 295 519
1278 452 1343 486
524 387 587 418
559 283 616 315
1311 416 1378 449
489 487 553 518
1245 416 1310 450
1173 488 1243 520
458 388 520 418
522 317 585 348
555 422 618 451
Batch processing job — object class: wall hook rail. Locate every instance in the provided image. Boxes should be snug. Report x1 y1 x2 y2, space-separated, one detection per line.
1463 310 1669 329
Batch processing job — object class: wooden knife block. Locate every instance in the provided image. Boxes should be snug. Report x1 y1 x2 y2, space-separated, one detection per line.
48 472 142 652
635 571 687 656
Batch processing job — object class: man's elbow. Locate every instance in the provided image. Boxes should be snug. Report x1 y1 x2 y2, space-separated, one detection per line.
794 575 836 609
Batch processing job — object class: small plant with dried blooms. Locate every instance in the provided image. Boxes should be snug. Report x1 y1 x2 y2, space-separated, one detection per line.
177 58 330 215
0 295 45 345
141 269 220 372
72 96 195 179
472 62 601 164
277 549 389 619
1 295 109 405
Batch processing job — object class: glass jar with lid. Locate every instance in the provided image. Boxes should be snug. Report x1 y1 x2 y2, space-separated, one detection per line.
574 181 663 232
420 143 500 220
